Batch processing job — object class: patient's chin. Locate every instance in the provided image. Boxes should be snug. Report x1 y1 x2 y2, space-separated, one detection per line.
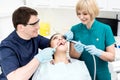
57 46 67 51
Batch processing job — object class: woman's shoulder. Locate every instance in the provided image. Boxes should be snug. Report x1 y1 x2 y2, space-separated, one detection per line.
71 23 84 31
95 19 110 28
72 23 83 28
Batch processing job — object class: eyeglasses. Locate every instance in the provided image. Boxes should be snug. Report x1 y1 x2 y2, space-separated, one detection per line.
26 19 40 27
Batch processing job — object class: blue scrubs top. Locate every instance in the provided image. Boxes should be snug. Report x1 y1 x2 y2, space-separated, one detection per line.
71 19 115 80
0 30 49 80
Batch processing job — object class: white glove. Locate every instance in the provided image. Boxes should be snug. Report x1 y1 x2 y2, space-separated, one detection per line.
74 41 85 54
64 30 73 41
85 45 103 57
35 47 55 63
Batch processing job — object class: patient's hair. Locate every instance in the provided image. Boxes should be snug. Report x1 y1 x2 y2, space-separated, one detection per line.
48 33 66 47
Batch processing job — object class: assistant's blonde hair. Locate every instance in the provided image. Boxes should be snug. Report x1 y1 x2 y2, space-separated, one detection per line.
76 0 99 20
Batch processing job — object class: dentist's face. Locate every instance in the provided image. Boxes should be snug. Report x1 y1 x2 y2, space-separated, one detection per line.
22 15 40 39
77 10 91 25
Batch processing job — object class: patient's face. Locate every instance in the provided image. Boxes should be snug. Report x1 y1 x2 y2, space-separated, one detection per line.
50 34 68 51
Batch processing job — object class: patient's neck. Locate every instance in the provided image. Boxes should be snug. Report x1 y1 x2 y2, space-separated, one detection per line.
53 52 69 64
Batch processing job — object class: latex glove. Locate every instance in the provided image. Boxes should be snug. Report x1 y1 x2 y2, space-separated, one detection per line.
64 30 73 41
74 41 85 54
34 47 55 63
85 45 103 57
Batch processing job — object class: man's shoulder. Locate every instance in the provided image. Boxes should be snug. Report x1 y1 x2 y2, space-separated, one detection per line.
0 32 20 49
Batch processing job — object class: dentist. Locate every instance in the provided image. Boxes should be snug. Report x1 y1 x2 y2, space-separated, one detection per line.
0 6 54 80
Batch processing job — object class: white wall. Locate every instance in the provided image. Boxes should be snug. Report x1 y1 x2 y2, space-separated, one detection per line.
0 0 24 17
0 0 24 42
35 8 120 37
0 16 14 41
36 8 80 36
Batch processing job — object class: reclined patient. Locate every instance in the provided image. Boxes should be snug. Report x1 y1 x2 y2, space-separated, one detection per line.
32 33 91 80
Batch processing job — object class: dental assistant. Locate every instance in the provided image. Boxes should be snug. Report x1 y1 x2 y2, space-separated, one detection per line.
69 0 115 80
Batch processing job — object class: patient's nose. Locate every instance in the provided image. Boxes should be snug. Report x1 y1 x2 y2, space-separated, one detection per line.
58 38 62 40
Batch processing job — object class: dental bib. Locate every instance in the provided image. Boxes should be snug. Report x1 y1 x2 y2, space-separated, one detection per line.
32 59 91 80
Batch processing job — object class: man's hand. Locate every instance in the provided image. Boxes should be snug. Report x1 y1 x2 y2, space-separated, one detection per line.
34 47 55 63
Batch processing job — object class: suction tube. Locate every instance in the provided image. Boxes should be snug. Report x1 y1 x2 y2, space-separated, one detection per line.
64 31 96 80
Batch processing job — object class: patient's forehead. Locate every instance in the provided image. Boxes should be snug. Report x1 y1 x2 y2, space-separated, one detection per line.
52 34 66 40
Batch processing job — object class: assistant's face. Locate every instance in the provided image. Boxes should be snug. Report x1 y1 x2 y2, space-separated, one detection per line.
77 10 92 25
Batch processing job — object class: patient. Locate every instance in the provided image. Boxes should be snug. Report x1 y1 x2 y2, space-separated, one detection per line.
32 33 91 80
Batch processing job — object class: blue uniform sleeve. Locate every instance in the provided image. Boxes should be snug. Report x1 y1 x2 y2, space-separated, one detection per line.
0 47 20 76
37 35 49 49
